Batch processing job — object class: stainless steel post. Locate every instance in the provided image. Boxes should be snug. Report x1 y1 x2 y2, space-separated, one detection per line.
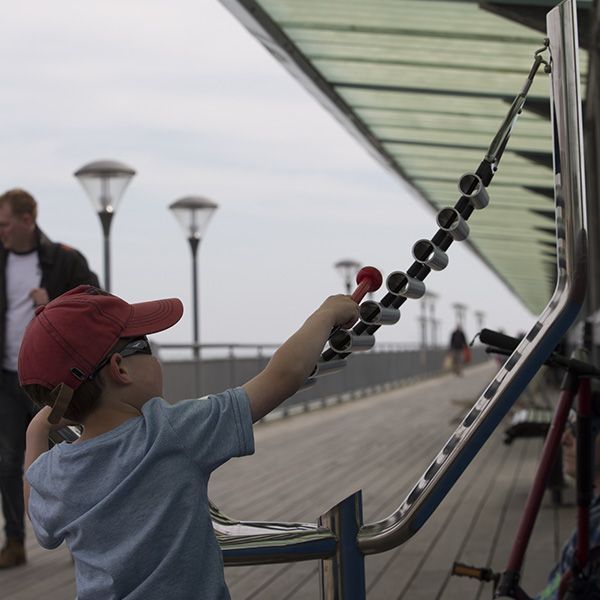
319 491 366 600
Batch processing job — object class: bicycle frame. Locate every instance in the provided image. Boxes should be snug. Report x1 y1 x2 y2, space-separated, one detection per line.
492 366 592 599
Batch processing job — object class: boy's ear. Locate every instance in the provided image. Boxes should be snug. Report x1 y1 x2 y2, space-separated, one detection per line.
106 353 133 385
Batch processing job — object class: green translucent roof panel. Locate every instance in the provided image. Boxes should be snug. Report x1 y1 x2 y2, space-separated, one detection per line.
221 0 591 313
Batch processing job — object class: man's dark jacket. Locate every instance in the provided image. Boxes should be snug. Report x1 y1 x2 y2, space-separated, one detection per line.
0 227 99 364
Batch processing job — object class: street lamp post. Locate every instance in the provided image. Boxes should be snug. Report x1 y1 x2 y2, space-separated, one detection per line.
426 291 439 347
419 300 428 349
169 196 218 359
334 259 361 294
452 302 468 328
74 159 136 292
474 310 486 332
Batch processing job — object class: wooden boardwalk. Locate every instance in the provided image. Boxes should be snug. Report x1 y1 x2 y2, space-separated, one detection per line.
0 362 574 599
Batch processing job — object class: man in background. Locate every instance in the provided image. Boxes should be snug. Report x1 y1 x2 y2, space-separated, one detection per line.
0 188 99 568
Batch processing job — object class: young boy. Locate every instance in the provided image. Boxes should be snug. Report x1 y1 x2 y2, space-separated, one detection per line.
20 284 358 600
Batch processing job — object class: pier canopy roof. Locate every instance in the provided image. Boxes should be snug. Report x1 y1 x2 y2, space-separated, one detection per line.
221 0 592 314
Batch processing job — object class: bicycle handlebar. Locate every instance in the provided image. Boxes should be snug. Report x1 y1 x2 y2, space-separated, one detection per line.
482 327 600 379
479 328 521 353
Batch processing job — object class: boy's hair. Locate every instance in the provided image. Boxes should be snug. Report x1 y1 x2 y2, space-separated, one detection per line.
22 337 135 423
0 188 38 219
24 379 103 423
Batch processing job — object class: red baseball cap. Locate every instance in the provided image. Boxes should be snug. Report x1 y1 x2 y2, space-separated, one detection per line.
18 285 183 422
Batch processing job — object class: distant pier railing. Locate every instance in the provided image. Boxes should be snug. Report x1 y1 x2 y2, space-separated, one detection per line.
156 342 488 416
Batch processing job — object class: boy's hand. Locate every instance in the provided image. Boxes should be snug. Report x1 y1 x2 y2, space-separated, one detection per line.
244 294 360 422
318 294 360 330
24 407 79 519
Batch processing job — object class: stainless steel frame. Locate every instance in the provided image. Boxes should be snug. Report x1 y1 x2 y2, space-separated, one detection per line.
437 207 470 241
412 239 449 271
359 301 401 326
213 2 587 597
54 2 587 598
458 173 490 210
386 271 426 299
329 331 377 354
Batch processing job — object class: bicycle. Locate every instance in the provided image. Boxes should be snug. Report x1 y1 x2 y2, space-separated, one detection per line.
452 326 600 599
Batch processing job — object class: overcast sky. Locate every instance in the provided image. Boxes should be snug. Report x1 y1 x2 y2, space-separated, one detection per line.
0 0 536 356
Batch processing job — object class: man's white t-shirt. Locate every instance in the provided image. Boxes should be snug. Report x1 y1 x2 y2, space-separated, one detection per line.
3 249 41 370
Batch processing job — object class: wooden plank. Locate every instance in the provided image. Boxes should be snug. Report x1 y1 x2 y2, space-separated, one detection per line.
212 381 458 519
1 362 572 599
481 437 546 596
411 439 514 599
0 537 74 600
365 429 503 599
222 364 504 597
214 365 493 519
441 439 533 600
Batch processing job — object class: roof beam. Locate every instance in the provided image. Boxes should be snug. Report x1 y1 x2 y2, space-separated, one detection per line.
523 185 555 200
529 208 556 220
512 149 553 168
335 81 543 102
480 2 591 47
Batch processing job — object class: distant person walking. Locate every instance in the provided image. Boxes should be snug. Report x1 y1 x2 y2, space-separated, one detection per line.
449 325 468 376
0 188 99 568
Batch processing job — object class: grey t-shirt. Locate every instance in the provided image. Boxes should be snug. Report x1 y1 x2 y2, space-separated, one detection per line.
26 387 255 600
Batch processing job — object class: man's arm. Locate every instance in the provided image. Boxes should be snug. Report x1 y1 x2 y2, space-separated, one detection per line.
29 287 49 307
40 245 101 303
69 248 100 288
243 295 358 422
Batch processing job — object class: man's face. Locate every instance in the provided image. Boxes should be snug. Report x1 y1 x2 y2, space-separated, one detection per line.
0 203 34 251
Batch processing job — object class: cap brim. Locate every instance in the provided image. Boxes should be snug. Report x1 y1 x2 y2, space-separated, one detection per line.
121 298 184 337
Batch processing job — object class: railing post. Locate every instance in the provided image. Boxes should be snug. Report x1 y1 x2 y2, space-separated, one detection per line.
229 345 236 388
318 490 365 600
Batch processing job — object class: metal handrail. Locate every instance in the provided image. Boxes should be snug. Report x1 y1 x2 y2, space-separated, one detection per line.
154 341 423 354
156 343 280 350
211 502 337 566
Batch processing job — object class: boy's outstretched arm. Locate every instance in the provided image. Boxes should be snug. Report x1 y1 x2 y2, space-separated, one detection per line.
243 295 359 422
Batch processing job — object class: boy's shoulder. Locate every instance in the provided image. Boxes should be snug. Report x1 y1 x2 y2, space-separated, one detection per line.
154 388 250 414
139 389 250 433
153 387 255 467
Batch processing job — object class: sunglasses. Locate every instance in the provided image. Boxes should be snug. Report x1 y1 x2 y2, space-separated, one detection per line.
89 337 152 379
